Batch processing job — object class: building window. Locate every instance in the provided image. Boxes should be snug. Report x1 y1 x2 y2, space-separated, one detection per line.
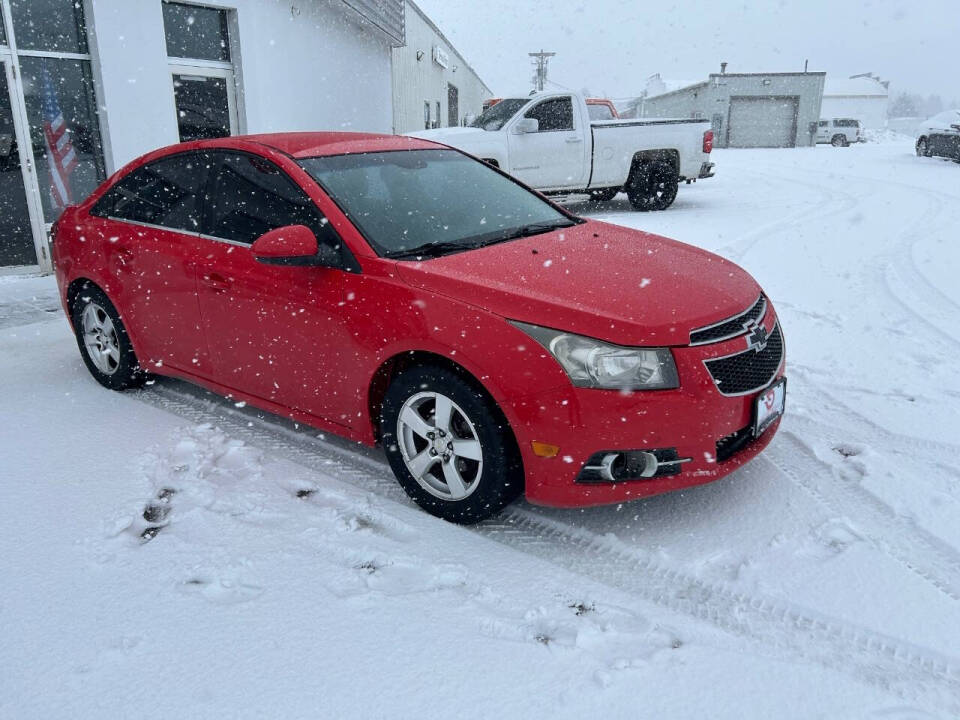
9 0 88 53
162 1 239 142
0 0 105 270
12 1 104 224
162 1 230 62
20 56 106 223
434 101 440 129
424 101 430 130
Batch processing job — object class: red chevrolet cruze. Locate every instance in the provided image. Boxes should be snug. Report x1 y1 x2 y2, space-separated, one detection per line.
53 132 785 523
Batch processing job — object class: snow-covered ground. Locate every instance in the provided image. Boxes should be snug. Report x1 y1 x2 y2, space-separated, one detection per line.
2 139 959 718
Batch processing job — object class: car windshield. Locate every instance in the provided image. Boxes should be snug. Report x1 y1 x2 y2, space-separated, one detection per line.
469 98 529 130
299 149 576 258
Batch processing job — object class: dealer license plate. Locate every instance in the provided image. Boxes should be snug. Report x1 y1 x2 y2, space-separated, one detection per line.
754 378 786 436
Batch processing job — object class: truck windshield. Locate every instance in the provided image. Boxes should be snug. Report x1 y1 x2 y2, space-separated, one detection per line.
470 99 529 131
300 149 576 259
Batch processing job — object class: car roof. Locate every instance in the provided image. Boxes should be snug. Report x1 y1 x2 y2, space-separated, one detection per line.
192 131 441 159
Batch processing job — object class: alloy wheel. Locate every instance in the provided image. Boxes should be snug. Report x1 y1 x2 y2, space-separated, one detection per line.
396 391 483 501
81 302 121 375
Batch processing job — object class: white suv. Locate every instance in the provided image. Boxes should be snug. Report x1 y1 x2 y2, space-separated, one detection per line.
816 118 863 147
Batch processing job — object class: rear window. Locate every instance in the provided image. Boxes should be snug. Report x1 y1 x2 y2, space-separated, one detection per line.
90 152 207 232
587 104 615 121
834 119 860 127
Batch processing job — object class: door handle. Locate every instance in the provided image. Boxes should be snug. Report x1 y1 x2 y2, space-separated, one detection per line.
565 137 583 143
201 272 231 293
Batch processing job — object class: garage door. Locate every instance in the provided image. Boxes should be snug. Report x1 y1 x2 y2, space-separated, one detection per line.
727 96 799 148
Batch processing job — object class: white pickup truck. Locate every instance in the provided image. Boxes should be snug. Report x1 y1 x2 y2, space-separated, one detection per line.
410 91 715 211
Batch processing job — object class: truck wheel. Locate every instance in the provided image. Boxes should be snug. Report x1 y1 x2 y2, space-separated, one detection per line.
626 160 678 211
831 134 848 147
589 188 619 203
916 137 929 157
380 364 523 524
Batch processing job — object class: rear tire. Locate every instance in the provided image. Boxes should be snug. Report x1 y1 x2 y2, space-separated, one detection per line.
626 159 678 211
381 364 523 524
70 283 146 391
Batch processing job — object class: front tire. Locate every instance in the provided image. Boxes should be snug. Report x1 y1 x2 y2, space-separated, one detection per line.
70 283 146 391
831 134 848 147
626 159 678 211
381 365 523 523
916 137 929 157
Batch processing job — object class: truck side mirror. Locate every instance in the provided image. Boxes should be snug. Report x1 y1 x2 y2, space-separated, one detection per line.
512 118 539 134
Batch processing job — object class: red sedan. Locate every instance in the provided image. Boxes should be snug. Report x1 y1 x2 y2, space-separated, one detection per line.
53 132 785 523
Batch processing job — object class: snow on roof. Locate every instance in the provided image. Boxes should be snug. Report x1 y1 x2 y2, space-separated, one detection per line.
824 76 889 98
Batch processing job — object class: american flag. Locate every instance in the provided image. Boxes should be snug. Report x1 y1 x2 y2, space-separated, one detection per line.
40 67 77 211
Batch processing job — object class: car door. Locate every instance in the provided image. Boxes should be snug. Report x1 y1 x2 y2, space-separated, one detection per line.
194 151 355 425
87 152 210 372
507 96 587 189
816 120 829 143
929 114 960 159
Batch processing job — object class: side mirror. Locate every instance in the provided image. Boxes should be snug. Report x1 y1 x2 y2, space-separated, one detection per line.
251 225 338 267
512 117 539 134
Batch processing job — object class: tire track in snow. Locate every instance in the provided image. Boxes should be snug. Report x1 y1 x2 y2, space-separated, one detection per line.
713 169 859 263
132 379 960 713
763 431 960 603
747 158 960 346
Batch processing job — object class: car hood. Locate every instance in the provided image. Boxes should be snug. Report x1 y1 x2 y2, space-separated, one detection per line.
395 220 762 347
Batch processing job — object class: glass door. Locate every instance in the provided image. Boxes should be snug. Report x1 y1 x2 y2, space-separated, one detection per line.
169 65 238 142
0 59 37 266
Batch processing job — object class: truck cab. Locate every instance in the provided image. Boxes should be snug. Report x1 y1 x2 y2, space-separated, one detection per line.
412 91 713 211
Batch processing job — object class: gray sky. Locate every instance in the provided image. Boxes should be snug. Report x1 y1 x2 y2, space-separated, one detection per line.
414 0 957 101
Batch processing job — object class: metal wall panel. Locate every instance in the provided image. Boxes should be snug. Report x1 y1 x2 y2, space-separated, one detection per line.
341 0 404 45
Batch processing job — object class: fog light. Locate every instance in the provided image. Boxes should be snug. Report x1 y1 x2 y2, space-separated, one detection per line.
576 448 692 483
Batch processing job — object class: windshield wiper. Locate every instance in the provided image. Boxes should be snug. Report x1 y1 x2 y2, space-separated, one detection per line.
385 241 478 260
385 219 578 260
482 219 578 245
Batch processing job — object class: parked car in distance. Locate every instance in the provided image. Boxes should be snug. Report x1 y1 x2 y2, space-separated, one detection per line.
816 118 863 146
53 132 785 524
916 110 960 162
414 91 714 211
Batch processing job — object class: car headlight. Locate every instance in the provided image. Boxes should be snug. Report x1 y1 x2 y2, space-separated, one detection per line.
511 321 679 390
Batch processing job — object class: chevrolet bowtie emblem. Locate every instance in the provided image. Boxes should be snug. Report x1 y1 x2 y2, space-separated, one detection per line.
745 322 769 352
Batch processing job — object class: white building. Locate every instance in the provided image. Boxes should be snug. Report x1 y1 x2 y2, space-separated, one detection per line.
820 75 889 129
1 0 404 273
391 0 491 134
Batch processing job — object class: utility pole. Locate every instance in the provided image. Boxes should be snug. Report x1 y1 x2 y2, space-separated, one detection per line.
529 49 556 92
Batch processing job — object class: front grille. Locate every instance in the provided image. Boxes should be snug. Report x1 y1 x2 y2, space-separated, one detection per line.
690 295 766 346
704 323 784 396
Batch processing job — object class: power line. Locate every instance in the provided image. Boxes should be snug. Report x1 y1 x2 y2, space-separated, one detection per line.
529 49 556 92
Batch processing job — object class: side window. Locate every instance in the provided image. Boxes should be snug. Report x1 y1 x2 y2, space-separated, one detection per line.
524 97 574 132
204 152 336 248
91 153 207 232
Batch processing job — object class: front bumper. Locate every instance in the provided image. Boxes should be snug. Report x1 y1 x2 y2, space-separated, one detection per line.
513 304 784 508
